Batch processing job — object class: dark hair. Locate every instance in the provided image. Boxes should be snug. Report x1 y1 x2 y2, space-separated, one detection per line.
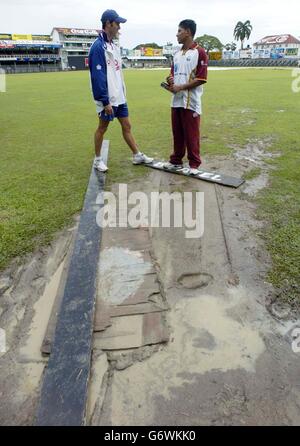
102 19 114 29
179 19 197 37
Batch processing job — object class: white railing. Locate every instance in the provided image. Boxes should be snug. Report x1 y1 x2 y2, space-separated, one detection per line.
63 43 92 48
0 54 60 60
62 36 96 42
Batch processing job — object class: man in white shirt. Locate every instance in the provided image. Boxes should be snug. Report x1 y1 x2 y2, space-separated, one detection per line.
164 19 208 175
89 9 153 172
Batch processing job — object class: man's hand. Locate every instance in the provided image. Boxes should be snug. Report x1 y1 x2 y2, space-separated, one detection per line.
168 84 183 94
169 79 204 94
166 74 174 85
104 104 113 115
161 82 172 92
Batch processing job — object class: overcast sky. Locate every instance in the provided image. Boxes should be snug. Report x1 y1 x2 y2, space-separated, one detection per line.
1 0 300 48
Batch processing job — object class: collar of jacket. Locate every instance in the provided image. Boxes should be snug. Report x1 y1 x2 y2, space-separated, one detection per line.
99 30 112 44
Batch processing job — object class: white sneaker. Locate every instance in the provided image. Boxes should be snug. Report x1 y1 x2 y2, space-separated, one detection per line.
93 158 108 172
132 152 153 165
189 168 200 175
163 162 183 171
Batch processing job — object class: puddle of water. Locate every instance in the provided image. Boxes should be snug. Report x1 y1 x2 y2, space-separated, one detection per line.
108 288 266 424
243 173 269 196
19 260 66 361
234 138 281 169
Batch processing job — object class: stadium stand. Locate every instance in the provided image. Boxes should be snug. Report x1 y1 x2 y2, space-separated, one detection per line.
0 33 61 73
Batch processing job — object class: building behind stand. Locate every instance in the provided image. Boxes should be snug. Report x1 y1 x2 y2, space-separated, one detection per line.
51 28 100 70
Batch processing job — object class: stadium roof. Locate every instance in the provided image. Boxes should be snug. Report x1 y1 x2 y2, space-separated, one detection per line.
0 33 52 40
254 34 300 45
0 33 61 49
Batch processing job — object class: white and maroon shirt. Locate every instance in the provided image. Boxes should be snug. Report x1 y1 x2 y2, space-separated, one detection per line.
171 42 208 115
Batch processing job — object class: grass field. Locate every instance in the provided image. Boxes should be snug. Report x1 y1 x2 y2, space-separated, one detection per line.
0 68 299 303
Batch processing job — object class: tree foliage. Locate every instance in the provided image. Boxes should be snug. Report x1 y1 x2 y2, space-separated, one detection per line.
195 35 224 53
133 43 162 50
233 20 253 49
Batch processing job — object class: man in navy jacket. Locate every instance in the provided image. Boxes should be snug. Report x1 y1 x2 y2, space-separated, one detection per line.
89 9 153 171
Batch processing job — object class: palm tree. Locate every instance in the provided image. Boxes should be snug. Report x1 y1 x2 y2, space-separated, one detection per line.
234 20 253 49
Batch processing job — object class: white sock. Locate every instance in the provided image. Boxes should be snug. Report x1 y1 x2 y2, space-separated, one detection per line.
95 156 101 161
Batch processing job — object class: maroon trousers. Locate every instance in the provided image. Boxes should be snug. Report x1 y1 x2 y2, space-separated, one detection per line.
170 107 201 168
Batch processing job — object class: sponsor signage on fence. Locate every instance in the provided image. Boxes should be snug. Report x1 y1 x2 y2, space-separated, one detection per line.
270 48 285 59
239 49 252 59
253 49 271 59
222 50 240 59
286 48 299 57
144 47 154 57
138 47 163 57
153 49 163 56
0 41 14 48
209 51 222 60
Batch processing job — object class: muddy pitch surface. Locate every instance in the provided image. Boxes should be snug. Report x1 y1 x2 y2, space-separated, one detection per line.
0 141 299 426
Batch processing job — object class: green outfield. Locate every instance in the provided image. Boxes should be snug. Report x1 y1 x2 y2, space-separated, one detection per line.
0 68 299 303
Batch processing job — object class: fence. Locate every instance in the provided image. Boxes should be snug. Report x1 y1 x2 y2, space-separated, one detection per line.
209 59 299 67
0 64 62 74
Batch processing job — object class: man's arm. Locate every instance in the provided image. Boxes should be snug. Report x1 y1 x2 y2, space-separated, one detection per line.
89 44 111 110
169 79 204 93
166 62 175 85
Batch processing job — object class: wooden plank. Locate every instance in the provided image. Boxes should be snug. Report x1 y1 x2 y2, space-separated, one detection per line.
111 302 168 318
145 160 245 188
120 274 160 306
93 312 169 351
93 298 112 332
35 141 109 426
142 312 169 345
